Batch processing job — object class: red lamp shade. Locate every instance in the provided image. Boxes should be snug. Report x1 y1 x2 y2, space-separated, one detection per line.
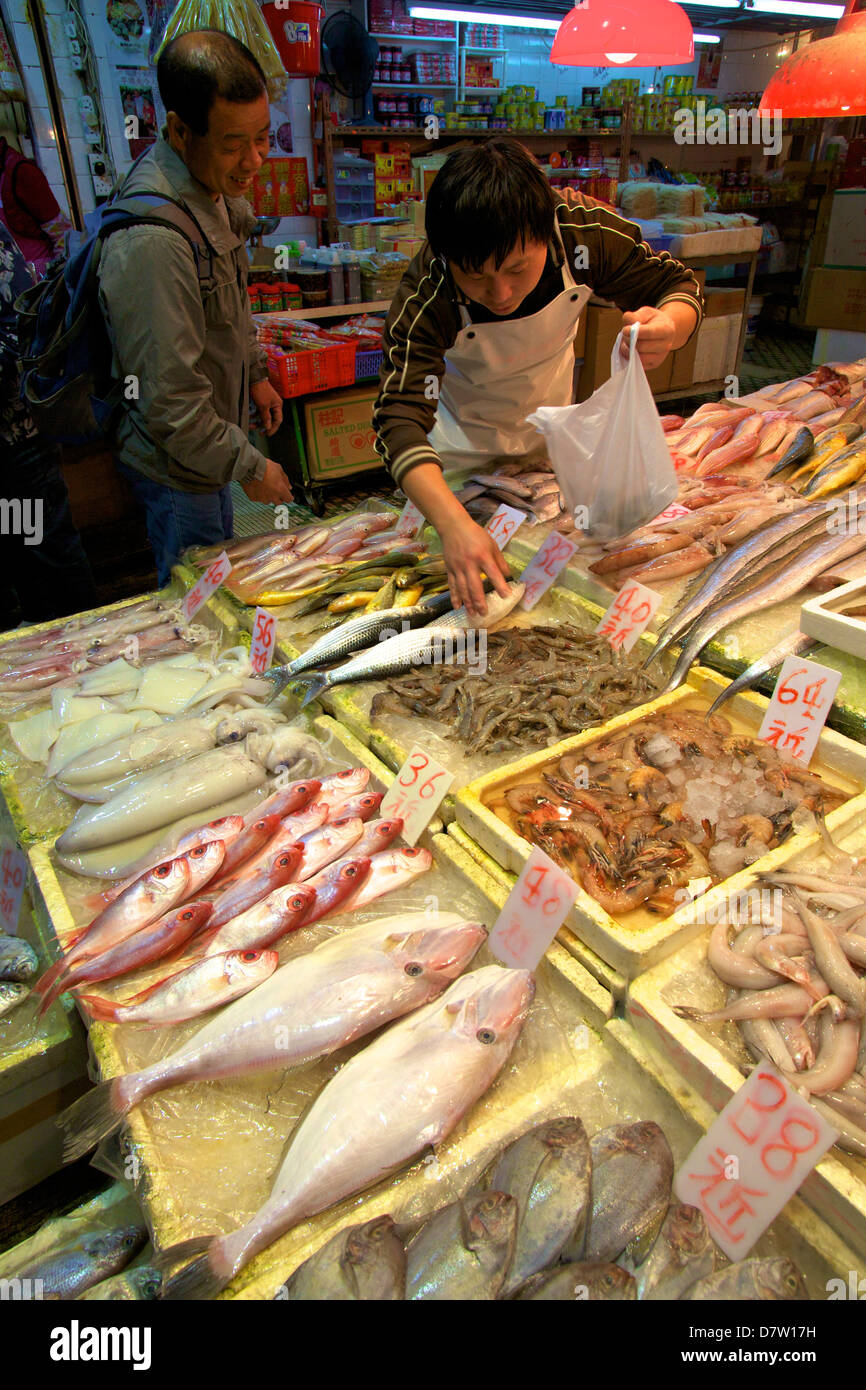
550 0 694 67
759 1 866 118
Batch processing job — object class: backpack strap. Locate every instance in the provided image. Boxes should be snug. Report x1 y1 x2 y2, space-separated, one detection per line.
100 191 218 288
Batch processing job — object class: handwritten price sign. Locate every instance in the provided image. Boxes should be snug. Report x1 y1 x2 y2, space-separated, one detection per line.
647 501 691 528
518 533 579 611
489 846 579 971
758 655 842 767
183 552 232 622
596 580 663 653
398 499 426 538
379 745 455 846
249 608 277 674
486 504 527 550
675 1066 837 1261
0 840 27 935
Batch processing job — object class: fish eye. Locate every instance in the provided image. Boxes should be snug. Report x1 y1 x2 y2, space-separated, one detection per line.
191 845 207 857
154 863 170 877
343 864 359 876
278 854 292 867
404 962 423 976
242 951 259 961
290 895 306 909
181 910 194 921
405 848 421 857
476 1027 496 1045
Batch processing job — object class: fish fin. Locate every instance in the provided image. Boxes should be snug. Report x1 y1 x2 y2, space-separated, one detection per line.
671 1005 703 1022
156 1238 228 1300
76 993 122 1023
298 674 328 710
32 955 70 1000
57 1077 130 1161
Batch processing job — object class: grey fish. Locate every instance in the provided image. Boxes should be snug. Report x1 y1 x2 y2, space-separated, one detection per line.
281 594 453 678
635 1200 715 1301
683 1258 808 1301
278 1216 406 1301
406 1191 518 1301
15 1224 147 1299
0 933 37 982
580 1122 673 1266
482 1116 592 1295
705 631 819 717
514 1260 636 1301
78 1266 162 1301
0 981 30 1017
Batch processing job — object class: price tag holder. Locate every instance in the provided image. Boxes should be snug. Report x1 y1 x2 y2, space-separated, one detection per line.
518 533 579 611
647 501 691 527
596 580 663 654
675 1065 837 1261
398 499 426 538
183 551 231 623
488 846 579 971
249 607 277 674
758 655 842 767
379 745 455 846
0 840 28 935
486 504 527 550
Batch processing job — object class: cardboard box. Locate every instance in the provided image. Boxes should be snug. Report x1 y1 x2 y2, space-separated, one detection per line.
577 302 670 396
703 287 746 318
573 306 587 359
303 387 382 480
824 189 866 269
644 355 673 393
813 326 866 364
669 333 697 390
802 267 866 333
693 315 729 381
374 153 395 175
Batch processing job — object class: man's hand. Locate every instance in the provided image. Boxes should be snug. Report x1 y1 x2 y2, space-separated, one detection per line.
619 307 678 370
441 514 512 618
242 459 293 505
250 379 284 436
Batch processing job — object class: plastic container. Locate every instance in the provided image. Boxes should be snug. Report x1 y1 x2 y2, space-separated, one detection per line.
746 294 765 340
321 249 344 306
261 2 323 76
341 249 362 304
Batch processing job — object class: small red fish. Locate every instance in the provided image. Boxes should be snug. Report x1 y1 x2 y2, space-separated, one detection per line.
205 845 305 932
354 818 405 858
246 779 322 824
207 815 281 887
694 434 761 478
202 881 321 955
338 792 384 822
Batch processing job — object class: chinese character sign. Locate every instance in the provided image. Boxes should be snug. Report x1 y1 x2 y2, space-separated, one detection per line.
486 504 527 550
489 846 580 971
250 608 277 674
182 551 231 622
596 580 663 654
647 501 691 528
758 656 842 767
519 534 579 611
675 1066 837 1261
398 499 425 538
0 841 27 935
379 745 455 846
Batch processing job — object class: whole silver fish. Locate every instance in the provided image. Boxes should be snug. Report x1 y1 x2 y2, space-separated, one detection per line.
405 1191 518 1301
277 1216 406 1301
0 933 37 982
14 1224 147 1299
285 595 454 676
77 1266 162 1300
160 964 534 1299
683 1258 808 1300
581 1122 673 1266
515 1260 636 1301
634 1200 715 1300
0 981 30 1016
482 1116 592 1295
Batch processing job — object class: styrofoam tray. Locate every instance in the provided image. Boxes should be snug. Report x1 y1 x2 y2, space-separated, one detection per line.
801 576 866 661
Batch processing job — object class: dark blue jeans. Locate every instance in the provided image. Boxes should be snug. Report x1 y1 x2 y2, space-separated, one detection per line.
117 463 234 587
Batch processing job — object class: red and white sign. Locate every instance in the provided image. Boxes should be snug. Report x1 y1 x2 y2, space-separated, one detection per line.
647 501 691 528
183 552 231 622
758 655 842 767
675 1066 837 1261
398 499 426 538
596 580 663 653
380 745 455 846
249 607 277 674
0 840 27 935
518 533 579 611
489 846 579 971
487 504 527 550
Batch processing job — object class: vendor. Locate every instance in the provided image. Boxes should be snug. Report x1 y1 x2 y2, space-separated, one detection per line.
373 136 703 615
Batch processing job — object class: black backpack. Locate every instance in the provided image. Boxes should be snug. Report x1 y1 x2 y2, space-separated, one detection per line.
14 188 216 445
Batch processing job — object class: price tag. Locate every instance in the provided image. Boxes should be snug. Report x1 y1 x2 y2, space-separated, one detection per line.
518 533 579 611
398 498 426 538
647 501 691 527
249 607 277 673
0 840 27 935
596 580 663 653
183 551 231 622
675 1065 837 1261
758 655 842 767
379 745 455 846
488 846 579 971
486 504 527 550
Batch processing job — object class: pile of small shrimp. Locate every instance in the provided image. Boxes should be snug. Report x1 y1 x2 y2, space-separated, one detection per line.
490 711 846 917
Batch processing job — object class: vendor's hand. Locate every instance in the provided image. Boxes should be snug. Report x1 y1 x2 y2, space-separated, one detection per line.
242 459 293 506
441 513 512 619
250 379 284 436
620 307 677 371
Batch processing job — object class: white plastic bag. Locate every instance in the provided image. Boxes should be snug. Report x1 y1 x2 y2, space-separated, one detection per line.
527 324 678 541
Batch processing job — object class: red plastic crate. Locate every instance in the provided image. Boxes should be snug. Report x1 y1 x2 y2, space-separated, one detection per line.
266 343 357 399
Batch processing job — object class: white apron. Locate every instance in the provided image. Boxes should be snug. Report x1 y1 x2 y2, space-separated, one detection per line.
428 222 593 485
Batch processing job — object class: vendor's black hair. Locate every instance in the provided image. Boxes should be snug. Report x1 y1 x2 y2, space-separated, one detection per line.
425 136 554 271
157 28 267 136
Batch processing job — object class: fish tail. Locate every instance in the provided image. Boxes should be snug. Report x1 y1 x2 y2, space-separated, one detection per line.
57 1074 140 1161
32 955 70 1001
76 992 122 1023
156 1237 231 1300
672 1005 704 1022
298 674 328 709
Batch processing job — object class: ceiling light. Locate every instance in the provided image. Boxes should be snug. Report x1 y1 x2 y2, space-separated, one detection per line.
751 1 843 17
694 31 721 41
759 0 866 116
409 6 560 28
550 0 694 67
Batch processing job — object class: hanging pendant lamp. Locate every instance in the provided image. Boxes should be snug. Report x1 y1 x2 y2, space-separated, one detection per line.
758 0 866 116
550 0 694 67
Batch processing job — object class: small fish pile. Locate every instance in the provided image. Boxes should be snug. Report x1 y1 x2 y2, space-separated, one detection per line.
456 467 569 528
677 822 866 1159
492 710 846 917
0 932 38 1018
275 1117 808 1301
0 1221 148 1300
370 625 661 755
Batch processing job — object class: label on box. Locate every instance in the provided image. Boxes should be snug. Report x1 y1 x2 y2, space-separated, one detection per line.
249 608 277 674
0 840 27 935
488 846 579 971
380 745 455 846
519 533 579 610
182 552 231 622
675 1066 837 1261
398 498 426 537
486 504 527 550
647 501 692 527
758 655 842 767
596 580 663 653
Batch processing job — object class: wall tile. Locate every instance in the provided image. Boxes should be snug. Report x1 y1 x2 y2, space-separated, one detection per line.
11 19 39 65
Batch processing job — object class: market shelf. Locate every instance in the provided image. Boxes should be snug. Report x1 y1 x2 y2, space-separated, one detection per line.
372 81 455 88
369 31 457 42
261 301 390 320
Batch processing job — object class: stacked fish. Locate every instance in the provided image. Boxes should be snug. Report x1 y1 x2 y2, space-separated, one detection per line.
678 822 866 1160
0 932 38 1018
275 1117 808 1301
456 469 568 528
0 1218 152 1300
